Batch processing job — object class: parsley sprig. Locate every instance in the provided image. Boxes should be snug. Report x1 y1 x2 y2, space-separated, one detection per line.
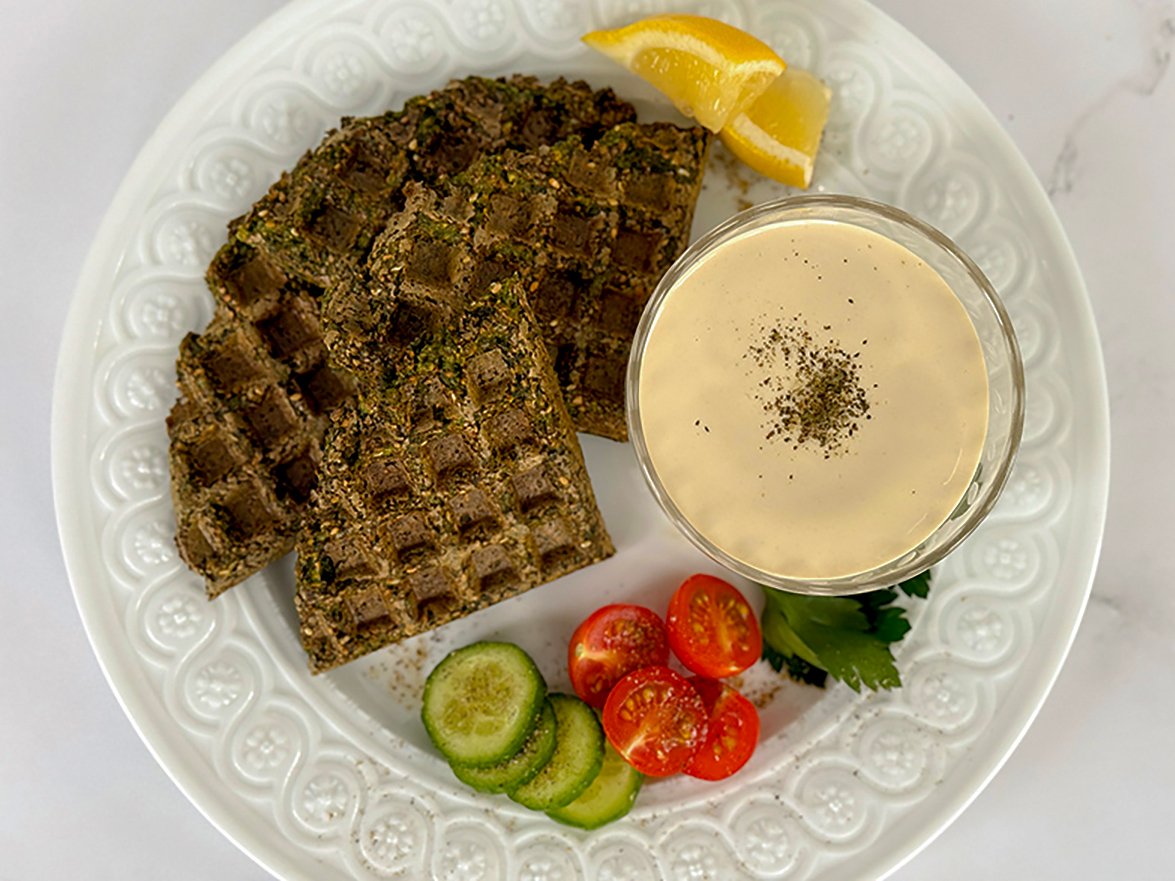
760 571 931 692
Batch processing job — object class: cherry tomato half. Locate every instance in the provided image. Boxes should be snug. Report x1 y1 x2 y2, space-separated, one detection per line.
602 666 708 777
684 677 760 780
568 604 670 709
666 574 762 678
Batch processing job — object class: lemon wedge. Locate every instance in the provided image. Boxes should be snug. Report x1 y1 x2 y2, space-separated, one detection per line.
719 66 832 189
582 15 786 132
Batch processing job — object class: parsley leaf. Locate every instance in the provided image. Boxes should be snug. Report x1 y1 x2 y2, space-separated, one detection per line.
759 571 931 692
762 641 828 688
854 589 912 643
897 570 931 599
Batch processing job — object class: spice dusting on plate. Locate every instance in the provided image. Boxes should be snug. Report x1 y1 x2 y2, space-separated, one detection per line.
745 315 870 456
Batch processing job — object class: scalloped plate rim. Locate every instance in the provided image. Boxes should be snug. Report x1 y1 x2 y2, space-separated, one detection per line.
51 0 1110 879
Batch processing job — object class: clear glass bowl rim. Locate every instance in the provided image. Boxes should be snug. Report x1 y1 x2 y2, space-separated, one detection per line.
625 193 1026 596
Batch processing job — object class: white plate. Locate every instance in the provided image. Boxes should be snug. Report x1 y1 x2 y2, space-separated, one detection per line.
52 1 1109 879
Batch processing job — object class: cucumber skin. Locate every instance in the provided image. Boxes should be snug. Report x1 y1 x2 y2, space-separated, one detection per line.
509 694 604 812
421 641 546 768
450 699 558 794
547 743 643 830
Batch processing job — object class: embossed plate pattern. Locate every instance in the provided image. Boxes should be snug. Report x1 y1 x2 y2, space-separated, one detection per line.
53 0 1109 879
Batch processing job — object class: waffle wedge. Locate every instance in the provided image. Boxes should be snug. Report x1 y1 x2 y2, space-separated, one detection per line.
168 76 637 597
445 122 711 439
296 185 614 672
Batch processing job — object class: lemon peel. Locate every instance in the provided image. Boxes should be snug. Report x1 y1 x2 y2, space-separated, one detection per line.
719 66 832 189
583 15 786 132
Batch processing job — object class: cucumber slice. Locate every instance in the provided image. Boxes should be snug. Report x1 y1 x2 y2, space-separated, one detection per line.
422 642 546 768
451 699 558 794
547 741 643 829
509 693 604 811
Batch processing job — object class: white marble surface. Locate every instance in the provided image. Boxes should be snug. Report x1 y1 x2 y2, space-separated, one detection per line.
2 0 1170 877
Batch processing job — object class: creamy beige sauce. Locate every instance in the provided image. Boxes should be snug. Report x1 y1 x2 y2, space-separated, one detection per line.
637 219 989 579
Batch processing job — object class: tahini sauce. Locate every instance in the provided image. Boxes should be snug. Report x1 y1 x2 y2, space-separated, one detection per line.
637 220 989 579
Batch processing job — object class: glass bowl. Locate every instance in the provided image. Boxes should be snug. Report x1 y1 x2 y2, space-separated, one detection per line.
626 194 1025 596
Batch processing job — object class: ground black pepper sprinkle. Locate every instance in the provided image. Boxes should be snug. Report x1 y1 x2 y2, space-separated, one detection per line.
744 313 871 455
